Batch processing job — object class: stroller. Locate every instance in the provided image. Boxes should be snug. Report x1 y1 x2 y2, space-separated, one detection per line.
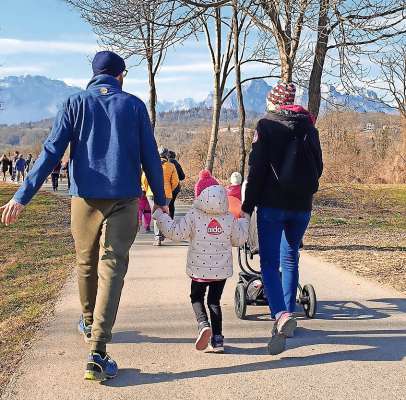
234 209 317 320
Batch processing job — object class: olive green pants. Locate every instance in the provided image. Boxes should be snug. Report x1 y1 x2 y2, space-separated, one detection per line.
71 197 139 352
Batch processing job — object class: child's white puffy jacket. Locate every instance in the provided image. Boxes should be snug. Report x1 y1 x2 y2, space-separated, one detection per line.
154 185 249 280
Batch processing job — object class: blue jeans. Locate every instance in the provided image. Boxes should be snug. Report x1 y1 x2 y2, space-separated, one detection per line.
257 207 311 315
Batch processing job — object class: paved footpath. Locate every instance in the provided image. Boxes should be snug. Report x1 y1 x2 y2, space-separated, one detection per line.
2 201 406 400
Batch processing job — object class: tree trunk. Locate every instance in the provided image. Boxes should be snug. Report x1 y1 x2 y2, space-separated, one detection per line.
205 8 223 173
147 58 157 130
205 72 221 172
232 2 246 177
279 52 294 83
308 0 330 119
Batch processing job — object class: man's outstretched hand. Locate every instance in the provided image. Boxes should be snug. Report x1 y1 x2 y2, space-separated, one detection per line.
153 204 169 215
0 199 25 226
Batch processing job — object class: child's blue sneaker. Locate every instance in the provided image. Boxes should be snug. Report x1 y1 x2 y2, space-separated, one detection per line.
208 335 224 353
77 315 92 343
84 352 118 381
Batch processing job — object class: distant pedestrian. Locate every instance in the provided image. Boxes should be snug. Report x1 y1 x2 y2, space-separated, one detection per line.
0 50 167 382
154 169 249 353
25 153 33 173
226 171 242 201
168 150 185 219
11 151 19 181
8 157 13 179
15 155 26 182
142 147 179 246
62 161 70 189
0 154 10 181
51 161 62 191
242 81 323 355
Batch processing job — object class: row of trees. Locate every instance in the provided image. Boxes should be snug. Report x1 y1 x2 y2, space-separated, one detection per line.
67 0 406 175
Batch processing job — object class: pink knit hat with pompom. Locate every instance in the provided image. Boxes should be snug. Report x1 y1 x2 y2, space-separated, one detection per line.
194 170 220 198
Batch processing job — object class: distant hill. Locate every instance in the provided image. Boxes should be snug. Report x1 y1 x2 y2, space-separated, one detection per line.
0 75 396 126
0 76 82 125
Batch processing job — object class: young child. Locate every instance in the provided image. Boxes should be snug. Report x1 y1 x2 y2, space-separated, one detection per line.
138 192 152 232
226 171 243 201
154 170 249 353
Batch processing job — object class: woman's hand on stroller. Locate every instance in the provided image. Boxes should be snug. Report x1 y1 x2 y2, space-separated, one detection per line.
241 211 251 220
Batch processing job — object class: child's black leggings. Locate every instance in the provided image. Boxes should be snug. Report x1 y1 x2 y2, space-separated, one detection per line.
190 279 226 336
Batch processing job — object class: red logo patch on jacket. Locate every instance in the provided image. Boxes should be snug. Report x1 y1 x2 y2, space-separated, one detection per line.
207 219 223 235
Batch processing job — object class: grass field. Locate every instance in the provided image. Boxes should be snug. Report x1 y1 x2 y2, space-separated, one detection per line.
0 184 74 395
306 184 406 293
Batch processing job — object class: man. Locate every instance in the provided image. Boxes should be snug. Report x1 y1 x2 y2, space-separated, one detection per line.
15 154 26 182
167 150 185 219
0 51 167 381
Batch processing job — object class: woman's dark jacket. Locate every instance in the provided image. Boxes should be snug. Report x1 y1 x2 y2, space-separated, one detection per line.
242 110 323 214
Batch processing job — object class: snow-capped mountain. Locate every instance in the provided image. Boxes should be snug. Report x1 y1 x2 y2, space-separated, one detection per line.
157 97 199 112
0 76 82 125
0 75 395 125
166 79 394 114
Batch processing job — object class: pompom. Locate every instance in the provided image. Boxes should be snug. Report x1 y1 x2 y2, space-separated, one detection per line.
199 169 212 179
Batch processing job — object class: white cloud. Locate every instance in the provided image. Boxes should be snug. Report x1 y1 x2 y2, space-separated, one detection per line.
0 65 46 76
0 38 98 55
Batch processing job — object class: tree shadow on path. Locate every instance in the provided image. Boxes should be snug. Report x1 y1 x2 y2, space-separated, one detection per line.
105 327 406 388
107 297 406 387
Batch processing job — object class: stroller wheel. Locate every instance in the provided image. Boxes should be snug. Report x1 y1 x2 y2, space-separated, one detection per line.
234 283 247 320
302 284 317 318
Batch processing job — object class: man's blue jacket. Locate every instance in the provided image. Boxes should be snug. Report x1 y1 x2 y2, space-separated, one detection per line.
14 74 166 206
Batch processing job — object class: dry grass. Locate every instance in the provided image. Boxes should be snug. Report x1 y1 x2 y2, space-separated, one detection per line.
0 184 74 395
305 184 406 293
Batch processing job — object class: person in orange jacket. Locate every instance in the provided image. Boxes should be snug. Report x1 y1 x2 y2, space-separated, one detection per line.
142 147 179 245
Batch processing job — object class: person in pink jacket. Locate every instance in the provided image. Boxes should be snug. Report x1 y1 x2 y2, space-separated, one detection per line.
154 170 249 353
138 193 151 232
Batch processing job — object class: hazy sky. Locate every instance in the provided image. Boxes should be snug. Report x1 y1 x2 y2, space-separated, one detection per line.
1 0 274 102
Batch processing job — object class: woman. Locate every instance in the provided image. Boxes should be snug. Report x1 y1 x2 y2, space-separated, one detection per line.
242 82 323 355
142 147 179 246
0 154 10 181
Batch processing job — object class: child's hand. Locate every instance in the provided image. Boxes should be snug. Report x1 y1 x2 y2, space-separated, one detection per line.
153 205 169 215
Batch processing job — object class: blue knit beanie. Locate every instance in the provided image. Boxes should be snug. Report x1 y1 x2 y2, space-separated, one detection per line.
92 51 126 77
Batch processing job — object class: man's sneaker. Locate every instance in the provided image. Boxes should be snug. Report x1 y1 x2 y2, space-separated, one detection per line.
195 322 212 351
267 312 297 355
208 335 224 353
84 352 118 381
78 315 92 343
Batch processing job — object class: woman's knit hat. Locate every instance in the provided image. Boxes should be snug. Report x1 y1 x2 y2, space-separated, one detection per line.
230 171 242 185
266 82 296 111
194 170 220 198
